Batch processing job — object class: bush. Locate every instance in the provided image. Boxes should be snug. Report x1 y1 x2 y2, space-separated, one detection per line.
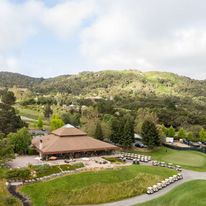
35 164 59 177
27 147 38 155
60 162 84 171
6 168 30 180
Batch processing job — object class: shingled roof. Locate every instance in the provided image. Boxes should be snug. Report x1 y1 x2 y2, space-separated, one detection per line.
32 124 119 155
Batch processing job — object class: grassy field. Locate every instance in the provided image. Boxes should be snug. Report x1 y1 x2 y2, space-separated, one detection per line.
0 169 21 206
20 165 176 206
136 180 206 206
129 147 206 171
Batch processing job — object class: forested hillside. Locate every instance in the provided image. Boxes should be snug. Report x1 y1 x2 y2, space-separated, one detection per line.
0 72 44 88
1 70 206 132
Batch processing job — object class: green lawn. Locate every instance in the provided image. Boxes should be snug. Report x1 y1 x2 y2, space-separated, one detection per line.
128 147 206 171
20 165 176 206
136 180 206 206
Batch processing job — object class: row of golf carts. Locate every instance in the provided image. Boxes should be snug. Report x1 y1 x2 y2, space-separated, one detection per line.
118 152 152 163
147 173 183 194
152 161 182 171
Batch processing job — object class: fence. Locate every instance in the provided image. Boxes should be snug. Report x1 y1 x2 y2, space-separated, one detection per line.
163 143 206 154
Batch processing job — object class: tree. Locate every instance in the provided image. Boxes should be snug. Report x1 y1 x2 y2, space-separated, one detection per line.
110 117 121 144
135 108 158 134
0 137 14 164
50 115 64 131
121 116 134 147
1 90 16 105
44 104 53 119
101 120 112 140
61 112 80 127
178 127 186 139
0 103 25 135
141 120 160 149
94 121 103 140
161 124 168 137
187 131 193 141
36 117 43 130
199 128 206 142
8 128 32 155
167 125 175 137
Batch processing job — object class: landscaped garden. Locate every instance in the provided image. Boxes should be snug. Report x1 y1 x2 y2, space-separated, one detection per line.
129 146 206 171
6 163 84 181
136 180 206 206
103 156 126 164
20 165 176 206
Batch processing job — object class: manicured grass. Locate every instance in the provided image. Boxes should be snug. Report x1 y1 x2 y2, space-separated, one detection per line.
0 168 21 206
128 147 206 171
15 105 43 120
20 165 176 206
136 180 206 206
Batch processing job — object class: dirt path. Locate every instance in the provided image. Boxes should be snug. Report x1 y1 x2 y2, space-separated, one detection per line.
8 184 31 206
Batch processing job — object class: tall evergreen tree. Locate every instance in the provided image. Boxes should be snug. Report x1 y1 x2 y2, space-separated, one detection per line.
36 117 43 130
199 128 206 142
110 117 119 144
44 104 53 119
141 120 160 149
94 121 103 140
1 90 16 105
178 127 186 139
0 103 25 135
121 117 134 147
167 125 175 137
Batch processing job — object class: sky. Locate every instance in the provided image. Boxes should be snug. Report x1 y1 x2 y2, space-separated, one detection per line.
0 0 206 79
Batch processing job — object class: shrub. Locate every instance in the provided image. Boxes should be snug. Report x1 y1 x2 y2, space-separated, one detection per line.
60 162 84 171
6 168 30 180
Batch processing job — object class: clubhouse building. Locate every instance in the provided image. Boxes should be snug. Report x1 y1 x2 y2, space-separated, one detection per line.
32 124 119 159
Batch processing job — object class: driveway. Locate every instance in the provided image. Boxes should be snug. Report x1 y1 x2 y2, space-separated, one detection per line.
8 155 43 168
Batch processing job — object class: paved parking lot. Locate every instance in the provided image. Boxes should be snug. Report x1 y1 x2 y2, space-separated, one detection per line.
8 156 43 168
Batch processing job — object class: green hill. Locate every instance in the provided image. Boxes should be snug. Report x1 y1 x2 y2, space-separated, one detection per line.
0 71 44 88
1 70 206 130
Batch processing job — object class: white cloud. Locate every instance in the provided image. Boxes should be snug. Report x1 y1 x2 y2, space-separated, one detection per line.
0 0 41 52
0 56 21 73
80 0 206 79
43 0 95 38
0 0 95 52
1 0 206 78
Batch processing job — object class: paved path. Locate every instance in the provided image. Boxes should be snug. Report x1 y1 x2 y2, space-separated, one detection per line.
84 170 206 206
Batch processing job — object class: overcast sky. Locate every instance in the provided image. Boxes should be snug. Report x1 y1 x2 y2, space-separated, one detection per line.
0 0 206 79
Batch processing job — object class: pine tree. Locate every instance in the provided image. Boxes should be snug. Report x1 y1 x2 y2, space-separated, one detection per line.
178 127 186 139
141 120 160 149
167 125 175 137
94 121 103 140
111 117 121 144
121 118 134 147
44 104 53 119
36 117 43 130
199 128 206 142
187 132 193 141
161 124 168 137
